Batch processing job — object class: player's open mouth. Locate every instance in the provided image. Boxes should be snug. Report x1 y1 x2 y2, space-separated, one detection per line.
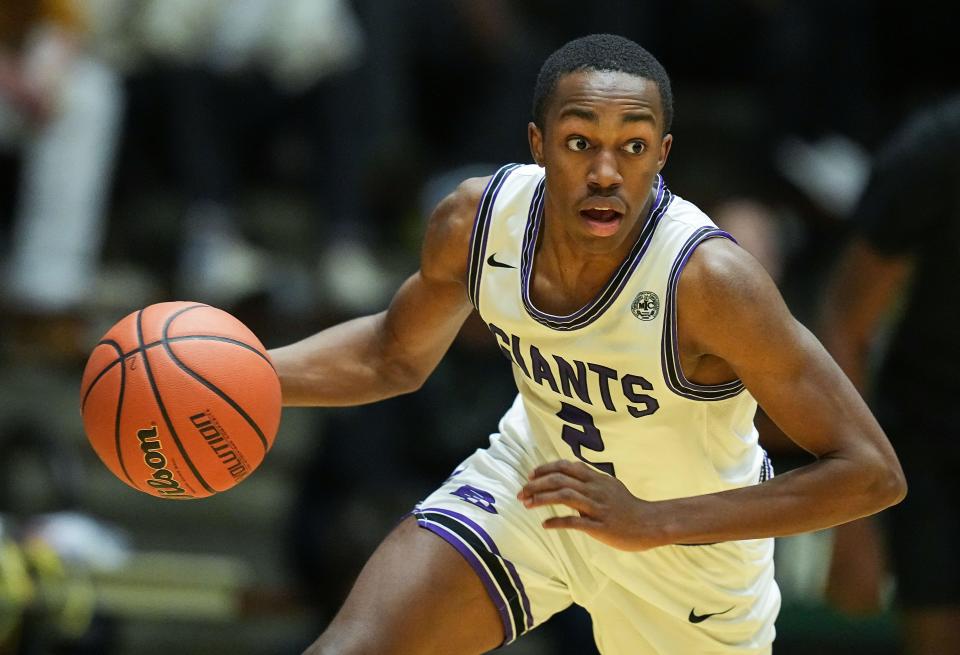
579 208 624 237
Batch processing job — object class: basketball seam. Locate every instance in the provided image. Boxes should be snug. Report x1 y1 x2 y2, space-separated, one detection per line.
82 334 273 411
82 352 123 413
137 308 216 496
161 305 271 452
93 339 137 488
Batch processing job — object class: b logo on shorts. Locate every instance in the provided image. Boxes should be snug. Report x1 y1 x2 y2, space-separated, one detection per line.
451 485 498 514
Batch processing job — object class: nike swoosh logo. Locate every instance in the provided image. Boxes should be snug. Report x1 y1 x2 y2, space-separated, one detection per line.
486 253 516 269
688 606 734 624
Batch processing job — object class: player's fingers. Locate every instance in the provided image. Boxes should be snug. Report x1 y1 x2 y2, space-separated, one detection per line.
541 515 598 532
518 472 586 499
521 487 596 513
530 459 595 482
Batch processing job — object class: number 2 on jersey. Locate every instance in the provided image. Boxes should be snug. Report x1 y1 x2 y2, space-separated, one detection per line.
557 402 615 477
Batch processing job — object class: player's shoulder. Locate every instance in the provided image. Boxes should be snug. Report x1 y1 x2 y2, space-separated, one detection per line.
423 164 540 281
657 192 761 289
420 175 491 283
676 234 792 357
446 175 489 222
434 163 540 224
426 175 489 245
432 164 540 225
679 234 772 311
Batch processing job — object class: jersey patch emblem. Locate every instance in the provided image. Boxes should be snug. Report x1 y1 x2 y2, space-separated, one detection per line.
631 291 660 320
450 485 498 514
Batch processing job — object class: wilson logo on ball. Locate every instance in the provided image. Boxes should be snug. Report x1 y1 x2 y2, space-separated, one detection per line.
137 425 191 498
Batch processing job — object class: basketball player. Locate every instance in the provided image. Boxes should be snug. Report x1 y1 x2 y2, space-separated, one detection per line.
270 34 906 654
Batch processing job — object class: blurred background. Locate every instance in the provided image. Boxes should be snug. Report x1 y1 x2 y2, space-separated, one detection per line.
1 0 958 653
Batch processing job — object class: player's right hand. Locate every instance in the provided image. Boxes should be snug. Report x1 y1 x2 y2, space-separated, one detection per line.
518 459 668 552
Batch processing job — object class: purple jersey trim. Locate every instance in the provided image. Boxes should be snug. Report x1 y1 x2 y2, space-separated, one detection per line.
414 507 532 638
467 164 522 310
519 175 674 331
660 227 747 401
423 507 534 630
759 450 774 483
414 518 515 645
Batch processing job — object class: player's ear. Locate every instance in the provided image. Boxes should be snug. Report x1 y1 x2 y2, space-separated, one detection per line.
657 133 673 172
528 122 544 167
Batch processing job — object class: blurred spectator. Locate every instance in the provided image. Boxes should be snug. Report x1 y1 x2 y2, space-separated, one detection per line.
759 0 877 217
713 199 787 283
0 0 123 355
134 0 369 309
820 95 960 654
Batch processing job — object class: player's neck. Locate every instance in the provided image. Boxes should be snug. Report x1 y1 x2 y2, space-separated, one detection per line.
539 186 654 275
532 191 654 313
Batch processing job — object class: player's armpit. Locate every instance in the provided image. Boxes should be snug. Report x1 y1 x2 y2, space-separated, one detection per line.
660 239 906 543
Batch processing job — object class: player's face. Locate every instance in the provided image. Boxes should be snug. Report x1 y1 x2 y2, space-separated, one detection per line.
528 70 672 254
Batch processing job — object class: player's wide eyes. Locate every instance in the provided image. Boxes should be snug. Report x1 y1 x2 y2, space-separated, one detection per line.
566 137 589 151
623 141 646 155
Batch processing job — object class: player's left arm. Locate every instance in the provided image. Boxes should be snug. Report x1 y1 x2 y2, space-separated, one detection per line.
520 238 906 550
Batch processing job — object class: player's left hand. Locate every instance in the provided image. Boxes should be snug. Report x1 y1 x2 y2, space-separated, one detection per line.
517 460 667 551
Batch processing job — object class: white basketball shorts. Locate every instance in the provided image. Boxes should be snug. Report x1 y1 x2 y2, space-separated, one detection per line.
412 430 780 654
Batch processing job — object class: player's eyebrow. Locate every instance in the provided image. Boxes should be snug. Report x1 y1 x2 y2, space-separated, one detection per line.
558 107 599 123
621 110 656 126
557 107 656 126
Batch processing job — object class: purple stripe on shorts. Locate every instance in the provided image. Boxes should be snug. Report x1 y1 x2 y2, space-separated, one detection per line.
423 507 534 630
414 515 515 645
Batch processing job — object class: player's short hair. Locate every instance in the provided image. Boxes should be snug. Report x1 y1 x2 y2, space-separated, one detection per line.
532 34 673 134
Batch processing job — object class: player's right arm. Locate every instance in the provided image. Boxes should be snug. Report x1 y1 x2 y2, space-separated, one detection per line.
268 177 487 406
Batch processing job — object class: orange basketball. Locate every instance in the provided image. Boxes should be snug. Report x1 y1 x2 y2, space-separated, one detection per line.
80 302 281 499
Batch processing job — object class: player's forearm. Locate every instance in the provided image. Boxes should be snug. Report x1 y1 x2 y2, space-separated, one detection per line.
268 312 423 407
656 452 906 546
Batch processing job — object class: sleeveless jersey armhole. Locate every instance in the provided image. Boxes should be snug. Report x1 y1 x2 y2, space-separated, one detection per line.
660 227 747 401
466 164 522 311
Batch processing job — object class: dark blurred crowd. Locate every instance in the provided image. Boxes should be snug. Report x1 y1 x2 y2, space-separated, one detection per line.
1 1 958 654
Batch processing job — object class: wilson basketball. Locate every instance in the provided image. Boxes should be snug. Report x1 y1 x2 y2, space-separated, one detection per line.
80 302 281 499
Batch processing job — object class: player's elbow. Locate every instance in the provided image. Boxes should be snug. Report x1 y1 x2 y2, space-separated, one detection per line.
381 358 429 396
398 371 428 395
862 452 907 510
885 463 908 507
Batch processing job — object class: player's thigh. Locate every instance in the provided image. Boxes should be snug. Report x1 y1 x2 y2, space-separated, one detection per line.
303 516 503 655
412 441 580 643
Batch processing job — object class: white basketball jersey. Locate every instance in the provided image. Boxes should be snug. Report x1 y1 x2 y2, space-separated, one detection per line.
467 164 771 502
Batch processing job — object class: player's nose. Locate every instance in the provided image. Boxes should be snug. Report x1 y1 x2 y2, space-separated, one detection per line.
587 149 623 191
